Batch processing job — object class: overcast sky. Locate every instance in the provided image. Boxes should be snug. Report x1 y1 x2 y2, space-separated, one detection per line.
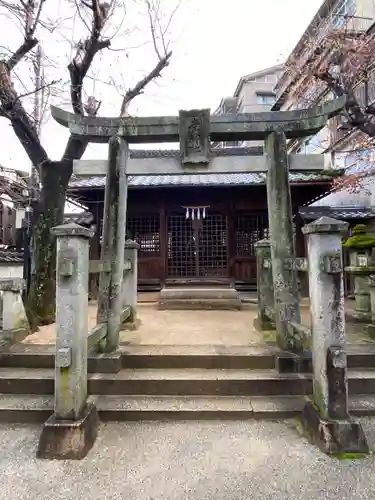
1 0 324 172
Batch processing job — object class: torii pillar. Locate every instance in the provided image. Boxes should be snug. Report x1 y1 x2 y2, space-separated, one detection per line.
265 131 300 350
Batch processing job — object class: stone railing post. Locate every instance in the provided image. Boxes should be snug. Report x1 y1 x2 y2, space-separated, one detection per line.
0 278 28 332
301 216 368 455
265 131 301 349
121 239 140 329
37 223 99 460
254 239 275 330
369 275 375 325
345 248 375 322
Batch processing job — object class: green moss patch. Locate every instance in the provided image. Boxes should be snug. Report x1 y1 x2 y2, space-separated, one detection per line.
333 452 370 461
343 235 375 249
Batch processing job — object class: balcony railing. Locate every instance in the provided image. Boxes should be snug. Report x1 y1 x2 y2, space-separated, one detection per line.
329 115 349 145
276 15 373 102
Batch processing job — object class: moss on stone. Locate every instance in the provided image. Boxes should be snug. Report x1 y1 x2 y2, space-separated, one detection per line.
262 329 277 344
333 452 370 460
343 224 375 249
352 224 367 235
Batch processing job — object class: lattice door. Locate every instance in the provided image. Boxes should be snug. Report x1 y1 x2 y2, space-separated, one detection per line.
198 213 227 277
167 213 228 278
235 213 269 258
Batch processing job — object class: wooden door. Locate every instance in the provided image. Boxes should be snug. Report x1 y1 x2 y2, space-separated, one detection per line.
167 212 228 279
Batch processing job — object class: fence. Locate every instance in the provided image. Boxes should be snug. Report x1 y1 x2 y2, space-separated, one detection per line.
255 216 368 454
36 222 138 459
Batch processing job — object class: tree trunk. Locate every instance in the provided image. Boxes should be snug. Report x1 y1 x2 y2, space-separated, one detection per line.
25 161 71 327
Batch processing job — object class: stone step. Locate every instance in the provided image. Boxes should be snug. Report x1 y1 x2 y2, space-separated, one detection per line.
0 367 310 396
159 287 240 300
158 298 242 311
0 344 277 371
1 394 375 423
277 345 375 373
159 286 242 310
2 367 375 396
121 345 275 370
3 344 375 372
0 345 121 373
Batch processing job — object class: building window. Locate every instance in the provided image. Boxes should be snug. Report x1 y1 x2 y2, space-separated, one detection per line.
256 94 276 105
126 214 160 256
264 74 278 83
331 0 356 27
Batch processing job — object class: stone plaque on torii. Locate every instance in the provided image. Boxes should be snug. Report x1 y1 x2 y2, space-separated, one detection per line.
51 97 345 350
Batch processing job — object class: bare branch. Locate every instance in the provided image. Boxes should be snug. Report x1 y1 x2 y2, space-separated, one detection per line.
0 61 49 166
16 78 59 103
0 0 51 171
29 0 46 37
7 36 38 70
67 1 111 116
145 0 162 60
316 70 375 137
120 50 172 116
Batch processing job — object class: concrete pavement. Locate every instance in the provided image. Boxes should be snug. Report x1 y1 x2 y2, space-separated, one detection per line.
1 418 375 500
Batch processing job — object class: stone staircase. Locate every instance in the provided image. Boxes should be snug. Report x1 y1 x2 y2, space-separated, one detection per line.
1 344 375 422
158 286 242 310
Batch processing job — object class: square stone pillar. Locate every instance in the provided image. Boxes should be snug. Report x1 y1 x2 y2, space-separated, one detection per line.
121 239 140 329
254 239 275 330
265 131 300 350
369 274 375 324
37 223 99 460
301 216 368 455
0 278 28 332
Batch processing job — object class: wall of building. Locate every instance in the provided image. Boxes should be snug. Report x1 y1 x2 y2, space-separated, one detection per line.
0 263 23 279
356 0 375 19
235 67 283 147
237 70 282 114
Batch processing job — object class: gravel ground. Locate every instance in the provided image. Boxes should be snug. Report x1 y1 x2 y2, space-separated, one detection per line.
1 419 375 500
23 304 264 346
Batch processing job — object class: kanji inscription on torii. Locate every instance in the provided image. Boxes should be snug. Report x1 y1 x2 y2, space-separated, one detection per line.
187 116 202 150
179 109 210 165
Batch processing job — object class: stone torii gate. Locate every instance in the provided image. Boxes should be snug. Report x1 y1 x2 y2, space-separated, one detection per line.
51 98 345 350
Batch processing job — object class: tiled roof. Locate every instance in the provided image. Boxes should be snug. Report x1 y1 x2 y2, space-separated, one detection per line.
0 249 23 264
69 172 331 190
299 206 375 220
306 160 374 209
63 212 94 225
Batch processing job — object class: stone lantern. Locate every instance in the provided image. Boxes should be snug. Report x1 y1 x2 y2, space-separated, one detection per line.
344 224 375 321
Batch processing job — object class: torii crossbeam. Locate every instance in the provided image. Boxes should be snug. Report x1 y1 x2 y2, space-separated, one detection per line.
51 97 345 143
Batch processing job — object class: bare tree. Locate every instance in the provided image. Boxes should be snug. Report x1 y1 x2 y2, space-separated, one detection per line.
285 17 375 191
0 0 179 326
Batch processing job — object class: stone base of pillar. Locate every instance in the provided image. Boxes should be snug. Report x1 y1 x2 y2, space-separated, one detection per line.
36 403 99 460
364 324 375 339
253 314 275 332
345 310 372 324
121 311 141 331
300 401 369 456
88 351 122 373
275 350 312 374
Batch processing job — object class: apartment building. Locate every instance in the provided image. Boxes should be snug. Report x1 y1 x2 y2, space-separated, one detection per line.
215 64 284 147
273 0 374 160
273 0 375 225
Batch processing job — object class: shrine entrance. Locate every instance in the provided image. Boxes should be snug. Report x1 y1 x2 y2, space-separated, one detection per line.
167 207 228 279
52 95 345 332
